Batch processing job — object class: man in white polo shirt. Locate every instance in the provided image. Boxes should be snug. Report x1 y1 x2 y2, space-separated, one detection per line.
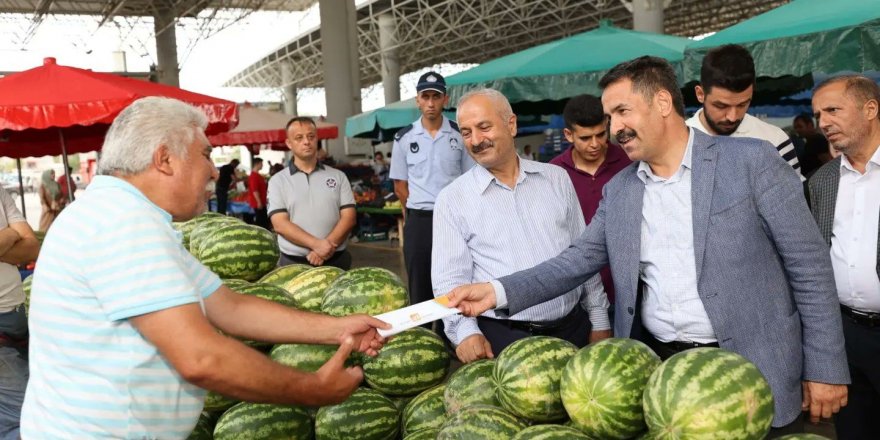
269 117 356 269
686 44 803 181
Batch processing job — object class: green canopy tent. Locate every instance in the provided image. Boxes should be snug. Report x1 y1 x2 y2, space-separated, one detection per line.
444 20 691 111
345 98 456 140
683 0 880 91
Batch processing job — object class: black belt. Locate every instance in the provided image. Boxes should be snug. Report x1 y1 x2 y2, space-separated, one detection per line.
405 209 433 218
841 305 880 328
0 333 27 349
655 339 719 352
478 306 583 335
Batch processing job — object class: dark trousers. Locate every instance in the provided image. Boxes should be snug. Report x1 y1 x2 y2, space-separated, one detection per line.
835 315 880 440
0 305 27 440
253 207 269 230
278 249 352 270
477 307 591 356
403 209 435 329
215 191 229 215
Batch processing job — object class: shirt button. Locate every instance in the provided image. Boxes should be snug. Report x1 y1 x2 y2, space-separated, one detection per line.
627 307 634 315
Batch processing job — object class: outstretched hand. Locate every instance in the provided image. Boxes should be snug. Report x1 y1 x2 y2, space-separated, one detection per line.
445 283 497 317
334 314 390 357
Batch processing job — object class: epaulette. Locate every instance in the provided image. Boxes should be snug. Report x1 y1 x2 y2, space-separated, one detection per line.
449 120 460 133
394 124 414 141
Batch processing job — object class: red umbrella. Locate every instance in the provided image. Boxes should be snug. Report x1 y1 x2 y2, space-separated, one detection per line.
0 57 238 207
208 105 338 150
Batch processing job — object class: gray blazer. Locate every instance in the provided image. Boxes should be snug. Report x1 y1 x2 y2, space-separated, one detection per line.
808 156 880 278
498 130 849 427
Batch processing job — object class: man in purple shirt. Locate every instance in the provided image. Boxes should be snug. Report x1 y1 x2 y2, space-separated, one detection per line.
550 94 631 306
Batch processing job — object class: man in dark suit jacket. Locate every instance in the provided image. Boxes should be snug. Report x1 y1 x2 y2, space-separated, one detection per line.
809 74 880 440
446 56 849 432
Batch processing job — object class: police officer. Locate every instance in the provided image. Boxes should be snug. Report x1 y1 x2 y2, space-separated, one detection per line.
390 72 476 316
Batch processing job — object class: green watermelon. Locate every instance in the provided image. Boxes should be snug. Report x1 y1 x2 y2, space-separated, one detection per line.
391 395 414 412
643 348 774 440
173 212 225 250
774 435 831 440
437 404 528 439
363 327 449 396
283 266 345 312
188 216 242 254
203 391 238 412
270 343 338 372
561 338 661 439
402 385 447 436
197 224 279 281
315 387 399 440
444 359 500 414
321 267 408 317
259 264 312 286
511 424 591 439
186 411 216 440
404 428 440 440
494 336 577 422
22 274 32 317
237 283 296 307
222 279 251 291
214 402 313 440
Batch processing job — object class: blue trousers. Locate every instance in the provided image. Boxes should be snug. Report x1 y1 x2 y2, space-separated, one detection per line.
0 305 27 440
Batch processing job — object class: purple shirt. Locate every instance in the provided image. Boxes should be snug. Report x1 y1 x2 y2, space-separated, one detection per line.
550 143 631 301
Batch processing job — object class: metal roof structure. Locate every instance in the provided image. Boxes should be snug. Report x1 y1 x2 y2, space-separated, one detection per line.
225 0 788 89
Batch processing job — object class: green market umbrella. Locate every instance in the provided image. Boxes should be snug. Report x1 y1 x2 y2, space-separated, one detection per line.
683 0 880 83
345 98 455 140
445 20 691 105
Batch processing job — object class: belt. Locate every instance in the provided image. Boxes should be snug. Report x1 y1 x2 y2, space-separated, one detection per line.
0 333 28 349
478 306 583 335
656 339 719 352
406 209 434 218
841 305 880 328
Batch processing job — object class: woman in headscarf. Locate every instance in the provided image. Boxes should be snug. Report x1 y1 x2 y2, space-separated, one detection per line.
39 169 63 232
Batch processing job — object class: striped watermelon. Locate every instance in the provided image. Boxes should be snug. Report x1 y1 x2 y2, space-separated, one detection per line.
643 348 774 440
444 359 501 414
197 224 279 281
259 264 312 286
270 343 338 372
203 391 238 412
404 428 440 440
214 402 313 440
321 268 408 317
186 411 216 440
402 385 447 436
511 425 591 439
237 283 296 307
561 338 661 439
494 336 577 422
188 216 242 254
223 279 251 290
174 212 225 250
437 404 528 439
22 274 32 317
363 327 449 396
315 387 399 440
283 266 345 312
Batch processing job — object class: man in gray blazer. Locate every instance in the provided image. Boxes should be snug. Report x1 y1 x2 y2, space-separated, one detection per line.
809 75 880 440
446 56 849 432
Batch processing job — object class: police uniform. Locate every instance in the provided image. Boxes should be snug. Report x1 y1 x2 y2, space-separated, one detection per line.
389 75 476 308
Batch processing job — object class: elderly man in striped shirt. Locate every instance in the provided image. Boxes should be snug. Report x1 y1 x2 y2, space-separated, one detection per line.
432 89 610 363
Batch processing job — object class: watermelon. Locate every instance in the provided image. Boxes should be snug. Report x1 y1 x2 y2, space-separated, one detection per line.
561 338 661 439
259 264 312 286
283 266 345 312
321 267 408 317
402 385 447 436
203 391 239 412
494 336 577 422
188 216 242 254
315 387 399 440
444 359 500 414
437 404 528 439
511 424 591 439
197 224 279 281
186 411 216 440
223 279 251 291
391 395 414 412
214 402 313 440
404 428 440 440
643 348 774 440
237 283 296 308
22 274 32 317
363 327 449 396
270 343 338 372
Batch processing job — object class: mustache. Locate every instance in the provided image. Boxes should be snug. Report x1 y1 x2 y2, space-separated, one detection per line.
471 140 493 154
615 128 637 143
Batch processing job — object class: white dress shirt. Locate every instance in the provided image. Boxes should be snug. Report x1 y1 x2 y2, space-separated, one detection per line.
636 130 717 343
831 145 880 312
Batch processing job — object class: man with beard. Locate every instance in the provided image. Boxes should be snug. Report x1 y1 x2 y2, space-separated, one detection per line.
808 75 880 439
686 45 803 180
389 72 476 324
432 89 609 363
444 56 849 435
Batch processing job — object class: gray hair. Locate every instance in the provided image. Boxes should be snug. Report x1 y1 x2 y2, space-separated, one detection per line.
98 97 209 176
457 88 514 122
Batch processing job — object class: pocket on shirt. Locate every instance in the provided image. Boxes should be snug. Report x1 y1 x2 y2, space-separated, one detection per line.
406 152 429 179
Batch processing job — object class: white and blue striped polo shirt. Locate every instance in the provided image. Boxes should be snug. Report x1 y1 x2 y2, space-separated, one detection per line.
21 176 222 439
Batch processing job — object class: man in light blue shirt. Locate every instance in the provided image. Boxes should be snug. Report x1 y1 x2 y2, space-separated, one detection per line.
433 89 610 363
390 71 476 323
21 97 388 439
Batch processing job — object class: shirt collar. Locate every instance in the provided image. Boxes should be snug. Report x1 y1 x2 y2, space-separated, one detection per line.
89 175 172 222
694 108 753 137
473 157 543 194
840 143 880 174
559 142 627 170
637 128 695 184
289 161 325 175
413 116 452 136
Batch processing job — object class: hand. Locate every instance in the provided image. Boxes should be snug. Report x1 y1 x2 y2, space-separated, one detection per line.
333 314 390 357
312 239 337 260
455 334 494 363
306 251 325 266
589 329 612 344
313 337 364 405
445 283 497 317
802 381 848 423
